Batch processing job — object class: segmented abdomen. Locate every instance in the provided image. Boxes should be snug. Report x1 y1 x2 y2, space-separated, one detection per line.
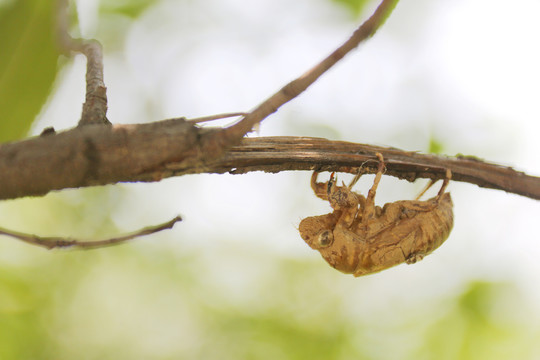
353 193 453 276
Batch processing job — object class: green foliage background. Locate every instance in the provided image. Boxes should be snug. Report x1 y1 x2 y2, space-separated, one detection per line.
331 0 371 17
0 0 60 142
1 0 539 359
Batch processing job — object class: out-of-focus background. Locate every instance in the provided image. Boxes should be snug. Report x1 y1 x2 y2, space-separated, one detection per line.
1 0 539 358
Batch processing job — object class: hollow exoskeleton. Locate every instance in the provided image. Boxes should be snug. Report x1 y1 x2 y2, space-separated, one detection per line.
299 153 453 277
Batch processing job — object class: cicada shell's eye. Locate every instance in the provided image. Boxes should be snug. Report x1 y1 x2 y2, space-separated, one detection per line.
317 230 334 248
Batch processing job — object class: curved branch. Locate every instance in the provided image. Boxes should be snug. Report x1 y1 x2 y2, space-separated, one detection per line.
171 137 540 200
210 137 540 200
0 215 182 250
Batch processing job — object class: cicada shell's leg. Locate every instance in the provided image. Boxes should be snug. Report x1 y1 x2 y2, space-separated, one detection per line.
435 169 452 201
362 153 385 221
415 169 452 201
415 179 436 200
398 169 453 213
357 194 366 211
348 171 363 190
311 171 333 201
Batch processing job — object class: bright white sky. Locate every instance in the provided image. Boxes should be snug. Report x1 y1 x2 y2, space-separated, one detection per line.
28 0 540 316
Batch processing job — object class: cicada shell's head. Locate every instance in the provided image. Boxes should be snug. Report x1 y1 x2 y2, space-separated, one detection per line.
298 213 338 250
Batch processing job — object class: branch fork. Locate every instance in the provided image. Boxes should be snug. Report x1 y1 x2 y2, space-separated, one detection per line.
2 0 537 249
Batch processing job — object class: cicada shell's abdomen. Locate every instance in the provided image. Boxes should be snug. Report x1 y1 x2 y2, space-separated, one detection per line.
410 192 453 259
352 193 453 276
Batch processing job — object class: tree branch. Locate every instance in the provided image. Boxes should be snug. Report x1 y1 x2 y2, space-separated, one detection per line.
1 129 538 200
0 215 182 250
1 0 536 201
211 137 540 200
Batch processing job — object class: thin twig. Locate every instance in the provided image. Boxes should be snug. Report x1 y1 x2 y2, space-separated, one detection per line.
186 112 249 124
0 216 182 250
57 0 110 126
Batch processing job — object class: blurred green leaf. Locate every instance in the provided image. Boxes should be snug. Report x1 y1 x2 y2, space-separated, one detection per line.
0 0 60 143
0 266 55 359
203 311 360 360
330 0 372 17
429 137 444 154
100 0 158 19
417 281 535 360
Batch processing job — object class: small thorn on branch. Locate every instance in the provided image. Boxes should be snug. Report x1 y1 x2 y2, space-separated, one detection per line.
0 216 182 250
